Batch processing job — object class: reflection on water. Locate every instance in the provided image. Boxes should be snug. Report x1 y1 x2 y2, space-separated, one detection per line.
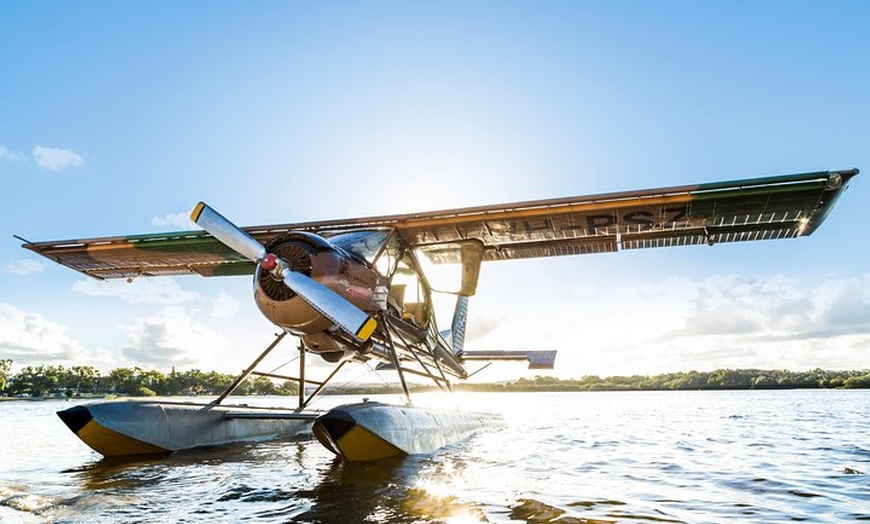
1 391 869 523
45 442 491 523
297 456 490 524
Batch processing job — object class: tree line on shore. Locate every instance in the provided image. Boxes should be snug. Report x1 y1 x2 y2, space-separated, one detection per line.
1 359 868 398
458 368 870 392
0 360 296 398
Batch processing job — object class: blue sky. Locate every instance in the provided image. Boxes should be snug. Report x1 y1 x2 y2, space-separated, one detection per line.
1 1 868 381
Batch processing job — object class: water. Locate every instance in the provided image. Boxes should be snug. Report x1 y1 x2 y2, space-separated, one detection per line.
1 390 868 523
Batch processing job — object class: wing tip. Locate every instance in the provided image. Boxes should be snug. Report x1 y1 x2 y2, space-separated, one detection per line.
826 168 859 189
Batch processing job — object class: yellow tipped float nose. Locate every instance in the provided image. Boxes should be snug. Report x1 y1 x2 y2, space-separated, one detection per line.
57 406 168 456
313 408 403 461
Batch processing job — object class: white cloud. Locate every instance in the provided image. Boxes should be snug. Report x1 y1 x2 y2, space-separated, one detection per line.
0 145 26 164
467 272 870 378
0 303 87 363
119 306 229 366
660 273 870 343
151 212 197 231
465 314 504 340
72 277 202 304
809 274 870 331
666 274 807 337
211 292 241 318
3 259 47 275
32 145 85 171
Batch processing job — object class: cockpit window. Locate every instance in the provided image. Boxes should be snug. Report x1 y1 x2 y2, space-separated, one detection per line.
373 232 402 277
328 230 390 264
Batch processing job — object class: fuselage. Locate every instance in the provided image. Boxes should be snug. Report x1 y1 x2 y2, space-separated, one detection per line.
250 229 466 376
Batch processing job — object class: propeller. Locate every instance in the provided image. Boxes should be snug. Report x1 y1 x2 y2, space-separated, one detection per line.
190 202 377 342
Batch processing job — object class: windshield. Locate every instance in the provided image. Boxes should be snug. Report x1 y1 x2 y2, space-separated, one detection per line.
329 230 390 263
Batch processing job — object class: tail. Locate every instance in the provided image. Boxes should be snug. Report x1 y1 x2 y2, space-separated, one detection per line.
445 294 556 370
450 295 470 355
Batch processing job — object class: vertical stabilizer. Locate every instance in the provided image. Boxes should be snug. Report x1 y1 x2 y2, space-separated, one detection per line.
450 295 469 355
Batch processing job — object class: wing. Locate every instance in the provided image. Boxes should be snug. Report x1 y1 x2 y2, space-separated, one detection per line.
22 169 857 279
396 168 859 262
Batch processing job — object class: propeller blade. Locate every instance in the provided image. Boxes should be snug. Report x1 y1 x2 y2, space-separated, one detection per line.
190 202 266 262
281 269 378 342
190 202 377 342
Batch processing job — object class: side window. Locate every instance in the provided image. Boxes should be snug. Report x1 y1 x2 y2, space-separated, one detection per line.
373 232 402 278
389 255 429 325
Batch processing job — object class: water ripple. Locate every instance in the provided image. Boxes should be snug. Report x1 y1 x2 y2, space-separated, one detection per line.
1 390 868 522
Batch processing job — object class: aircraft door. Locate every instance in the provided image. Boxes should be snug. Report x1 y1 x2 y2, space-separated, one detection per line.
413 240 483 297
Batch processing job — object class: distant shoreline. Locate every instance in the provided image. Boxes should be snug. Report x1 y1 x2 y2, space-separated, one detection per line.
1 386 868 403
3 365 868 399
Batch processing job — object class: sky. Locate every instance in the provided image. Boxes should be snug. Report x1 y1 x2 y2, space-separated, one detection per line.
1 1 868 383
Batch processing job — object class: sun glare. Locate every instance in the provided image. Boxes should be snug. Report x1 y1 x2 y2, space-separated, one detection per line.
411 390 463 411
410 463 488 524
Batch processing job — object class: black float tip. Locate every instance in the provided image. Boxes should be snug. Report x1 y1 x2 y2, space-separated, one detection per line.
57 405 92 433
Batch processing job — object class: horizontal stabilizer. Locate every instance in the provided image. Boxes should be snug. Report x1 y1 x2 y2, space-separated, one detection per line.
459 350 556 370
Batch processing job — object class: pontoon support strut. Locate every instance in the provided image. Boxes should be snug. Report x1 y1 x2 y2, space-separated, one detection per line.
381 314 412 405
212 331 288 405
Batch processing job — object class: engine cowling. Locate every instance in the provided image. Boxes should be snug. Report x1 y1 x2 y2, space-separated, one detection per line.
252 232 383 346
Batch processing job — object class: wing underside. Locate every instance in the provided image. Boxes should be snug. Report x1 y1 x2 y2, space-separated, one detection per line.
21 169 857 278
398 169 857 263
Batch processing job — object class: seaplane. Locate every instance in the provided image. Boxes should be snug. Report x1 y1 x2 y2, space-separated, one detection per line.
21 168 857 461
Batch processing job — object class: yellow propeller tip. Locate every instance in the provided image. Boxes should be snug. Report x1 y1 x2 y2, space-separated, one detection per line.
190 202 206 223
356 317 378 341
